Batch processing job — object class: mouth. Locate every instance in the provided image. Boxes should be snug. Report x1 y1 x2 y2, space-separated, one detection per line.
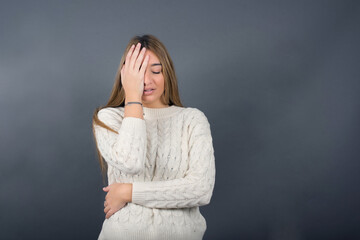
143 89 155 95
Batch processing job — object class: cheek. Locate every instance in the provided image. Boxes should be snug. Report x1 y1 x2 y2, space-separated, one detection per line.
155 77 165 90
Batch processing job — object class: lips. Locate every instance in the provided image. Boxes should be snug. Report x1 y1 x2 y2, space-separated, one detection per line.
143 88 155 95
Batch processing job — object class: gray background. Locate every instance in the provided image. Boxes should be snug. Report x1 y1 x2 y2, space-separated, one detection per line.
1 0 359 239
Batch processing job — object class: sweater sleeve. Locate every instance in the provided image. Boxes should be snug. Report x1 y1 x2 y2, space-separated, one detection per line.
93 108 147 175
131 110 216 208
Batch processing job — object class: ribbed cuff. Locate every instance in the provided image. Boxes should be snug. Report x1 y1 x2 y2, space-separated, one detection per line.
131 181 149 205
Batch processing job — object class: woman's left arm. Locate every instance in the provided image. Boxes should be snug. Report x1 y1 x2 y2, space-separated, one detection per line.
130 110 216 209
102 183 133 219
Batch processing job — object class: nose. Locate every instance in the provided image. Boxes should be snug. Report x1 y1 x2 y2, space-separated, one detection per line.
144 67 152 85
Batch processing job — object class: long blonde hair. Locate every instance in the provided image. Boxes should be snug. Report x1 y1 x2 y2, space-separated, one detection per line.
92 34 184 182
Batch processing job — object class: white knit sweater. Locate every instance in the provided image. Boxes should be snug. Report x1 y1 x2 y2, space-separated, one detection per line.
94 105 216 240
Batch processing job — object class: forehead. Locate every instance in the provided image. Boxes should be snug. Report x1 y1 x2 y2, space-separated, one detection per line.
146 50 161 65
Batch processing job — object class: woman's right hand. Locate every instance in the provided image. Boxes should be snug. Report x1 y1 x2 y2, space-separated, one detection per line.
121 42 149 100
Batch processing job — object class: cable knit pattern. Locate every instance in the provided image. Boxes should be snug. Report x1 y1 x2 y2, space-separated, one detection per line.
94 105 216 240
95 109 147 175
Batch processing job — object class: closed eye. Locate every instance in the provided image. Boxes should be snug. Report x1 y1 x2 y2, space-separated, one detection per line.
152 71 161 74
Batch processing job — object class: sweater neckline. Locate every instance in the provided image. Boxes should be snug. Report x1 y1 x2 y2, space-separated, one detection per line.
142 105 182 119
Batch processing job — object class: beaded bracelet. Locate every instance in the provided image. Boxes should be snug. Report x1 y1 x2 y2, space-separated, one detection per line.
125 101 145 116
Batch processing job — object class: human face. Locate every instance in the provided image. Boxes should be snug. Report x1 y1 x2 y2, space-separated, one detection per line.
141 50 168 108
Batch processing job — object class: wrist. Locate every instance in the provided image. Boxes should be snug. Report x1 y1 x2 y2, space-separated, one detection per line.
125 95 142 103
123 183 133 203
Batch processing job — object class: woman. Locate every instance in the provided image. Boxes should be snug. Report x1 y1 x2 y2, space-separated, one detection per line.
92 34 216 240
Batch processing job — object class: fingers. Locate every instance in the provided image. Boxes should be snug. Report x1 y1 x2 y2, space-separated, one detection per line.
134 46 147 71
103 202 126 219
139 55 150 76
124 44 135 72
106 208 115 219
129 43 142 70
104 205 110 214
125 42 147 73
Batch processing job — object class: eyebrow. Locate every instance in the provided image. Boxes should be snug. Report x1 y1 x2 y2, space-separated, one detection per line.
151 63 162 67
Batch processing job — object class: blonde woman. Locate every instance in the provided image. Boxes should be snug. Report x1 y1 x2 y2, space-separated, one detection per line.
92 34 216 240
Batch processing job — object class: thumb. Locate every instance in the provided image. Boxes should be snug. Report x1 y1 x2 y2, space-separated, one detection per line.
103 186 109 192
